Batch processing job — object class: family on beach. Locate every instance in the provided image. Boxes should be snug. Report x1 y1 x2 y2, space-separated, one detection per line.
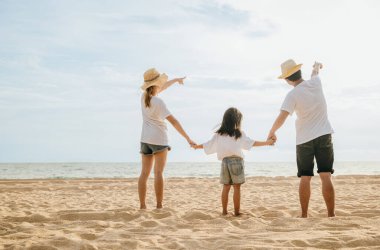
138 59 335 218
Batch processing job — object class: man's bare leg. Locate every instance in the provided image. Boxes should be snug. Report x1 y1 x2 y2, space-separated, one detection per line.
221 185 231 215
299 176 312 218
319 172 335 217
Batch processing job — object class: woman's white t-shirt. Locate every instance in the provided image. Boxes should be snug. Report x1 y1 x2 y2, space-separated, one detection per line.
281 75 334 145
140 94 171 145
202 132 255 160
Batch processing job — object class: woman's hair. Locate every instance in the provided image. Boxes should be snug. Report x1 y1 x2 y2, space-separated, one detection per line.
216 107 243 139
144 86 155 108
285 70 302 82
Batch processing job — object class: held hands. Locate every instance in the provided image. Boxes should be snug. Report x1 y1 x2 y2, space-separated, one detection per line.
187 138 197 148
267 131 277 146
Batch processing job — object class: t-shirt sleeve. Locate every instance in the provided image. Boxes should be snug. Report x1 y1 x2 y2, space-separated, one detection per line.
241 132 255 150
158 99 171 119
311 75 322 86
203 134 218 155
281 92 296 116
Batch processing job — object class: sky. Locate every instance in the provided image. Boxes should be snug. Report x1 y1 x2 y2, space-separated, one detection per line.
0 0 380 162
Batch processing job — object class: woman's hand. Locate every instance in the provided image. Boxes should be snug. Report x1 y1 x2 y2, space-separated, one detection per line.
174 77 186 85
187 138 197 148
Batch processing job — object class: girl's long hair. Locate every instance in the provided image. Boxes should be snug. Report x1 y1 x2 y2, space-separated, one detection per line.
216 107 243 139
144 86 155 108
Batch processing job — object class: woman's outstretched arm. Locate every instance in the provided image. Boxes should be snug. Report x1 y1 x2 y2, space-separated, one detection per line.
159 77 186 93
166 115 196 147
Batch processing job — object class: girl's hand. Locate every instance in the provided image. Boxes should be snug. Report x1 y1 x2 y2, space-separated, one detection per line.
313 61 323 70
267 137 276 146
175 77 186 85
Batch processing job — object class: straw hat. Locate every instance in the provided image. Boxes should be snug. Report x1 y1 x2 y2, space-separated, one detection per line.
140 68 168 90
278 59 303 79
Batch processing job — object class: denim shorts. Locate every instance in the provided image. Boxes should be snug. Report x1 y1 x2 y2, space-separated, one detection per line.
140 142 171 155
220 157 245 185
296 134 334 177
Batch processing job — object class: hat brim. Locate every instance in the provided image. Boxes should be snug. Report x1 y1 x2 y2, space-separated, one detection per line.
278 64 303 79
140 73 168 90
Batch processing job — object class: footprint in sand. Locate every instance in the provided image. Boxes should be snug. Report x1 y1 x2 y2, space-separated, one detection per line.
182 211 213 221
140 220 159 227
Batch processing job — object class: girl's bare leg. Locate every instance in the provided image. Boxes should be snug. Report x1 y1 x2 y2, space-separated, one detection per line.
138 154 154 209
233 184 241 216
222 184 231 215
153 149 168 208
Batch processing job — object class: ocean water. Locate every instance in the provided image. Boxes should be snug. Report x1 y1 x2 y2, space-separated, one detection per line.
0 162 379 179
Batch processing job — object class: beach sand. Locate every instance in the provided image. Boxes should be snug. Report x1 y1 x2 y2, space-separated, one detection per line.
0 175 379 249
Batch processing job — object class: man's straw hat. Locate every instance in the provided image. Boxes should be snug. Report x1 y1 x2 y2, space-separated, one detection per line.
140 68 168 90
278 59 303 79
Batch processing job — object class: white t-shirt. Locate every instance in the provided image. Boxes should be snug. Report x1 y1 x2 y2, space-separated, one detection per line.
202 132 255 160
140 94 171 145
281 75 334 145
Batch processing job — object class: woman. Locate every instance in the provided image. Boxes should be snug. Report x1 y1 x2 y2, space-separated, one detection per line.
139 68 195 209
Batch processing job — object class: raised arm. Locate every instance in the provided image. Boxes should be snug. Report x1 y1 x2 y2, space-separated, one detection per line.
311 61 323 77
159 77 186 93
267 110 289 141
166 115 195 147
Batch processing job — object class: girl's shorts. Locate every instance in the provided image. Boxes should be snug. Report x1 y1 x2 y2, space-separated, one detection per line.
220 157 245 185
140 142 171 155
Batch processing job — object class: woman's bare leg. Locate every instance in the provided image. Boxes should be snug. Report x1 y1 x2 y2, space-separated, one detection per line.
222 185 231 215
138 154 154 209
233 184 241 216
153 149 168 208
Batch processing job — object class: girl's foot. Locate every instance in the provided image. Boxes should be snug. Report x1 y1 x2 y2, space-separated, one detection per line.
222 211 228 216
140 205 147 209
234 211 242 216
156 202 163 209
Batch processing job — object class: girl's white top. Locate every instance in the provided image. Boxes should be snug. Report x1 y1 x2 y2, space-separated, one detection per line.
203 132 255 160
140 94 171 145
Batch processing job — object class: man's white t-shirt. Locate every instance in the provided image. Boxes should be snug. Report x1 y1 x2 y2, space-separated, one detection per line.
203 132 255 160
281 75 334 145
140 95 171 145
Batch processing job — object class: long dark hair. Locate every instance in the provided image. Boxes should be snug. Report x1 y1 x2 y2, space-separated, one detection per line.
216 107 243 139
144 86 155 108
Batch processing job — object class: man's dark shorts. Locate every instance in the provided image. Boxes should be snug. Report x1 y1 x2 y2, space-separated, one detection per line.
140 142 171 155
296 134 334 177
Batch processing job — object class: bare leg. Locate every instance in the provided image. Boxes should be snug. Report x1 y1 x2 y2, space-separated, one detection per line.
153 149 168 209
299 176 312 218
138 154 154 209
221 185 231 215
233 184 241 216
319 172 335 217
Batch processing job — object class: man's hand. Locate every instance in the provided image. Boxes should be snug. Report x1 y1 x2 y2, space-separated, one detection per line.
187 138 197 148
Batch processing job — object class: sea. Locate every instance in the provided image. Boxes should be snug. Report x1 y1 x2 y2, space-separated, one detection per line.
0 162 379 179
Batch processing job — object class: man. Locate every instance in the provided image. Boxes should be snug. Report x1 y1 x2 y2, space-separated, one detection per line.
268 59 335 218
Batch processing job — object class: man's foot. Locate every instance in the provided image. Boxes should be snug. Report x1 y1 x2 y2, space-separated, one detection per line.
156 202 163 209
328 213 336 217
222 210 228 215
140 205 147 209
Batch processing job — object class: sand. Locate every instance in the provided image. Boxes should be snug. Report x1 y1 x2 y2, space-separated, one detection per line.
0 175 379 249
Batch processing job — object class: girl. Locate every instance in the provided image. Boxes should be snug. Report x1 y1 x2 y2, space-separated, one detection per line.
194 107 275 216
139 68 195 209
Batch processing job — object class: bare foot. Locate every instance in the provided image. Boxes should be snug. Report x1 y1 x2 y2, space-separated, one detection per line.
156 203 163 209
234 211 243 217
140 205 147 210
222 211 228 216
328 213 336 217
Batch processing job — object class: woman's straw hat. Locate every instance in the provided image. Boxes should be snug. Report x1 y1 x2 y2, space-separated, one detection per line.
141 68 168 90
278 59 303 79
